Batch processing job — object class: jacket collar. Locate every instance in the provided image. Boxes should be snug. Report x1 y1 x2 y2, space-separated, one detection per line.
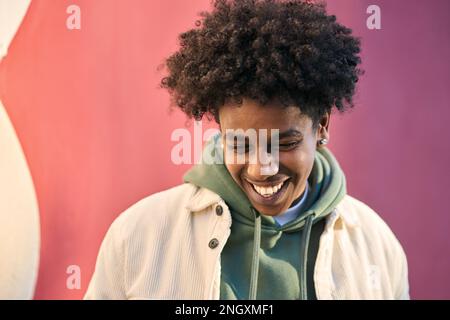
334 200 360 229
185 186 222 213
185 185 360 229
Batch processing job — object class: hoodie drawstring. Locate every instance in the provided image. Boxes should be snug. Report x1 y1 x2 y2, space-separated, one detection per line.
248 206 316 300
299 213 315 300
249 207 261 300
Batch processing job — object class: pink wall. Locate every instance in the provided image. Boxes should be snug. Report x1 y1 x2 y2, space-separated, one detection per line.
0 0 448 299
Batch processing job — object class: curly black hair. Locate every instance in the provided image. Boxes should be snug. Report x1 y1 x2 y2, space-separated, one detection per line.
160 0 363 125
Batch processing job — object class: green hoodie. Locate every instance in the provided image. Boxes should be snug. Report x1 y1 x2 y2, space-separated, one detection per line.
183 133 346 300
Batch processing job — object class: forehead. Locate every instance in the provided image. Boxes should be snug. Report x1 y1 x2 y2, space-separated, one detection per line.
218 98 311 131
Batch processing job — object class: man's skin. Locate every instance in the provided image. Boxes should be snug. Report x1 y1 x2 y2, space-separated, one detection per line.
219 97 330 216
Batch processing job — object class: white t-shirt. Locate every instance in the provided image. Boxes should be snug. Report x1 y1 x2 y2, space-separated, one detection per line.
274 183 309 226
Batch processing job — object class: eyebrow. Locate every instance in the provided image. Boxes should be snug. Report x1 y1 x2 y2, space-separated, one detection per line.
227 128 303 143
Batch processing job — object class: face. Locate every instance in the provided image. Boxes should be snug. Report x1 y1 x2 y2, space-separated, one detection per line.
219 98 329 216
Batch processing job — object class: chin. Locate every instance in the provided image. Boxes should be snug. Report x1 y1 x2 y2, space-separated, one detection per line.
253 203 286 217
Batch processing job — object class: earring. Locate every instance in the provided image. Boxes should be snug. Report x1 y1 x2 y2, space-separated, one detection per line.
318 138 328 146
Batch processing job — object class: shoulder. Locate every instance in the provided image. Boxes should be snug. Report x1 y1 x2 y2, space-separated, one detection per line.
335 195 409 298
337 195 401 244
108 183 199 242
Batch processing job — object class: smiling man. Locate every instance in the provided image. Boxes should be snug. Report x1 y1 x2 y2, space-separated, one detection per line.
219 98 327 217
85 0 409 300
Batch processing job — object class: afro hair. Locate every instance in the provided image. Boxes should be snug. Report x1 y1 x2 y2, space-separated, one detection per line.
160 0 363 124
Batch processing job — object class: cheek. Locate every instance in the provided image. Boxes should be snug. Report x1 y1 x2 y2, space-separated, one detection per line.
279 147 314 177
281 149 315 202
224 163 244 183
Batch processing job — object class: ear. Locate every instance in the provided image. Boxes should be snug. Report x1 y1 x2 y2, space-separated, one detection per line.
316 112 330 143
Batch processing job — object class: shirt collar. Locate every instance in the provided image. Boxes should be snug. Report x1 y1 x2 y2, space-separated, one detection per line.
274 183 309 226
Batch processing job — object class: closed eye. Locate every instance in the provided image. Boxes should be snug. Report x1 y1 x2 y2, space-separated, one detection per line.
279 141 301 150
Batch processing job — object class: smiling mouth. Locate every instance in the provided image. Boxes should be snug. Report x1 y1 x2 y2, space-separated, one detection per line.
250 180 286 197
243 177 290 206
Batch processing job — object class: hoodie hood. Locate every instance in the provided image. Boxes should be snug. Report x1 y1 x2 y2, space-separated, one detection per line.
183 132 346 299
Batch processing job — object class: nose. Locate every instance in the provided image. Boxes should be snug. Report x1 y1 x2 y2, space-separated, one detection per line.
247 148 279 179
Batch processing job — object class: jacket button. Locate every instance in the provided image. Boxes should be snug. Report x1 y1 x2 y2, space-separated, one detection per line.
208 238 219 249
215 205 223 216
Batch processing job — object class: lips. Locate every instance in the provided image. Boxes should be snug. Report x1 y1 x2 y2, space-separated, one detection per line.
252 180 285 197
243 177 290 207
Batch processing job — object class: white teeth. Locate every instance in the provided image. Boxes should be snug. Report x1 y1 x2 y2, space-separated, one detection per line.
252 181 284 197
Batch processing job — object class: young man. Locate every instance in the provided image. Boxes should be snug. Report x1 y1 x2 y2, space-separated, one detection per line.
85 0 409 300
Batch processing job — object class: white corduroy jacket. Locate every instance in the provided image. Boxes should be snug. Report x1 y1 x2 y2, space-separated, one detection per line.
84 183 409 300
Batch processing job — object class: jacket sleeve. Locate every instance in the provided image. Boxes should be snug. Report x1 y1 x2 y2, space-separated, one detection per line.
395 242 410 300
84 218 127 299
